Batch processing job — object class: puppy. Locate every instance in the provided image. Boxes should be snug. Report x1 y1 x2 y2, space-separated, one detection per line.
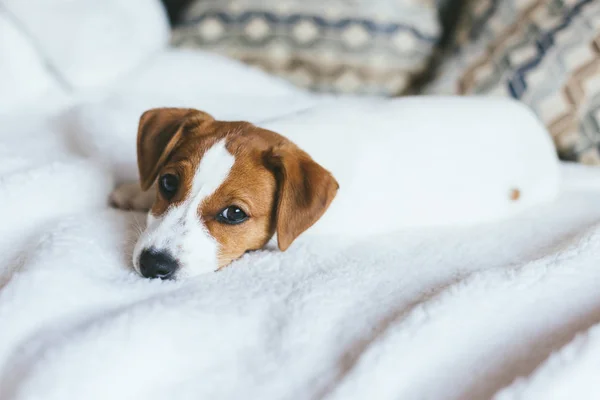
111 108 338 279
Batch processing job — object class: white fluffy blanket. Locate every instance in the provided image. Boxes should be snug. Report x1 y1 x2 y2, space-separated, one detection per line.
3 1 600 399
2 106 600 400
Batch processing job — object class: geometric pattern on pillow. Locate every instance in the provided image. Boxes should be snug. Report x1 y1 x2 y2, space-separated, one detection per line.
428 0 600 164
171 0 441 95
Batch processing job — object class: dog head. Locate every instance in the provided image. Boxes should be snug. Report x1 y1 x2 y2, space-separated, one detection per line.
132 108 338 279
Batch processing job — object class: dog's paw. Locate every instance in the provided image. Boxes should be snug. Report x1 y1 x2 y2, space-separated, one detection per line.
109 182 155 211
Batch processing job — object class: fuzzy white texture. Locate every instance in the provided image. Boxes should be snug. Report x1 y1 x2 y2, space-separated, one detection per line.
1 8 600 397
2 95 600 399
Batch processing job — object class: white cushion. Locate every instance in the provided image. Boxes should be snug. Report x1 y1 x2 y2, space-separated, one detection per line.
0 10 64 113
0 0 170 89
264 97 561 234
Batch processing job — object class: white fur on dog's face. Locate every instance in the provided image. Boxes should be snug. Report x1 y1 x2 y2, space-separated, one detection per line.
132 140 234 278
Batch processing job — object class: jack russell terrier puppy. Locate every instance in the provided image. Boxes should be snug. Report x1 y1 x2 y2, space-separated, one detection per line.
111 100 559 280
111 107 338 280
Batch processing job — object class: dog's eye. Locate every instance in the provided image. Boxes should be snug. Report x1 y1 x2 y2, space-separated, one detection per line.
159 174 179 199
216 206 248 225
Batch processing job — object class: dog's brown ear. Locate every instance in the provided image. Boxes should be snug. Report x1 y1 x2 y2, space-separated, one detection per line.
265 144 339 251
137 108 214 190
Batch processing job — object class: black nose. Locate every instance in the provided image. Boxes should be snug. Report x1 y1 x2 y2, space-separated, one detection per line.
138 248 179 279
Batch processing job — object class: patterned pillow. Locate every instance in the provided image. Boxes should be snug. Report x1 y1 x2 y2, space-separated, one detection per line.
171 0 441 95
427 0 600 165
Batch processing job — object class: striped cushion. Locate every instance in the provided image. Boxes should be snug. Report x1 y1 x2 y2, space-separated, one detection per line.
171 0 441 95
428 0 600 165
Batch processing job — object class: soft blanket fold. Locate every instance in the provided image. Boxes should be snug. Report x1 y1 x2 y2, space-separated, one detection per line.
1 107 600 399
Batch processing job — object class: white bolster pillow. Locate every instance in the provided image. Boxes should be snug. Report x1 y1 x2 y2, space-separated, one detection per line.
262 97 560 235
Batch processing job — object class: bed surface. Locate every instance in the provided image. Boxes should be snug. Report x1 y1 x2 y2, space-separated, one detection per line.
2 1 600 398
